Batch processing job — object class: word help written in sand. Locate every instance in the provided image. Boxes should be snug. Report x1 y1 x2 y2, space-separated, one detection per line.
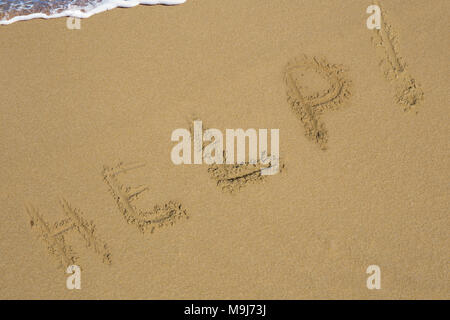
102 162 188 233
370 1 424 111
27 199 112 269
284 55 352 150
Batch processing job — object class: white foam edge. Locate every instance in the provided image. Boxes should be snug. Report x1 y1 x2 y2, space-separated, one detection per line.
0 0 186 25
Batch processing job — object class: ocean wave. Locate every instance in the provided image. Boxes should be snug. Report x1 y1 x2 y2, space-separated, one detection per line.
0 0 185 25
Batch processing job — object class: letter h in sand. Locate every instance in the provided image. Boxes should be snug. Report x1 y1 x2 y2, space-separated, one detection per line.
26 199 112 269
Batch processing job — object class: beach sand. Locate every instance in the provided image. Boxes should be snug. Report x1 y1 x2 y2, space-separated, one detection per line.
0 0 448 299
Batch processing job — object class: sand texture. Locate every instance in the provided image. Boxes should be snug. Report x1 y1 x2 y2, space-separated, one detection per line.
0 0 448 299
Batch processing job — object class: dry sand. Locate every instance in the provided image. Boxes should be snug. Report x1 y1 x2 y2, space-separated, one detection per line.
0 0 448 299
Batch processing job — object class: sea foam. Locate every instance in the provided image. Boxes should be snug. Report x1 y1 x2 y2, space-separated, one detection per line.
0 0 185 25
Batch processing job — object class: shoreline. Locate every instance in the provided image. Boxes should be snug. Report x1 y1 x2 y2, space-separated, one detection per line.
0 0 185 25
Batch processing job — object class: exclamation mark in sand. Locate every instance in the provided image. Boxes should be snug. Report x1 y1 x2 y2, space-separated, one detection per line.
370 0 424 111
